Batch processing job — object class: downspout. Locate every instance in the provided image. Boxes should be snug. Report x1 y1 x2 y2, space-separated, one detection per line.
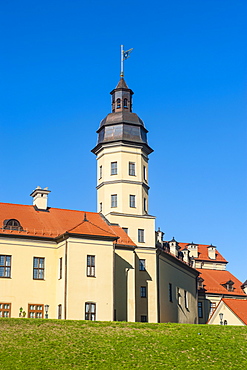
64 239 68 320
156 247 161 323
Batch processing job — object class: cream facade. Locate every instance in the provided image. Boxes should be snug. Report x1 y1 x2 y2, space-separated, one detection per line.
0 76 200 323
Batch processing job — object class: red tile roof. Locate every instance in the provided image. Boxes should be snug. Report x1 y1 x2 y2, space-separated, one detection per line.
221 298 247 325
0 203 135 247
178 242 227 263
197 269 246 296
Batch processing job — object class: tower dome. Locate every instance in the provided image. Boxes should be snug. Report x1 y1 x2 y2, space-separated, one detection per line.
92 78 153 155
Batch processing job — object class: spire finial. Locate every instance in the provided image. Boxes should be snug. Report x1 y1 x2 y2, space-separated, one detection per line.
84 213 88 222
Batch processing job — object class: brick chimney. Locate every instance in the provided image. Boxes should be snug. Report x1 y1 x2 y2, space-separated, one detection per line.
30 186 51 210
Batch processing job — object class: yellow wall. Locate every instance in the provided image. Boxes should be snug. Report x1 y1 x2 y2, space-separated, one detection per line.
159 253 198 324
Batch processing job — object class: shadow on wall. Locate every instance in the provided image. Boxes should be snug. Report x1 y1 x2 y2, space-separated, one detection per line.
114 254 134 321
135 254 152 322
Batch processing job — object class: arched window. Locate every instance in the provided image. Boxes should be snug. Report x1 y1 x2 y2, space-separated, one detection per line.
3 219 22 231
116 98 121 109
124 98 128 108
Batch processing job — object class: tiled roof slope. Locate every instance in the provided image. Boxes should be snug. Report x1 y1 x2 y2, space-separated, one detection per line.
110 225 136 247
178 242 227 263
197 269 246 296
0 203 135 247
222 298 247 325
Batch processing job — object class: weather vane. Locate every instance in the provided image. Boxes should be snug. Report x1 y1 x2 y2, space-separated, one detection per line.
120 45 133 78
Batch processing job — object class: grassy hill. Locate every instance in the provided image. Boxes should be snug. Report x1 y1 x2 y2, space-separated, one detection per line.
0 319 246 369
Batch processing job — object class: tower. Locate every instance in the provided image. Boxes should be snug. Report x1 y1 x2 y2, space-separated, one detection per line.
92 77 155 247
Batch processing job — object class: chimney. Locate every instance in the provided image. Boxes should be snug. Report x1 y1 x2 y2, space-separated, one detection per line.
169 237 179 257
186 242 198 258
207 244 216 259
30 186 51 210
156 227 164 246
182 248 190 264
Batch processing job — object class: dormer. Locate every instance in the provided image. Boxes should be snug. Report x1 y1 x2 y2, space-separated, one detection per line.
241 280 247 295
186 242 198 258
3 219 23 231
197 277 204 290
30 186 51 210
207 244 216 259
222 280 235 292
168 237 180 257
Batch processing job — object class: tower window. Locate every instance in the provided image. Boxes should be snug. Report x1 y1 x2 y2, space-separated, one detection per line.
99 202 102 212
143 166 147 181
116 98 121 109
122 227 128 234
99 165 102 179
140 286 147 298
129 195 136 208
139 259 146 271
144 198 147 212
111 162 117 175
138 229 144 243
111 194 117 208
124 98 128 108
129 162 136 176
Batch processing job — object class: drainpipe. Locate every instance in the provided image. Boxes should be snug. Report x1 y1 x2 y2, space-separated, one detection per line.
64 239 68 320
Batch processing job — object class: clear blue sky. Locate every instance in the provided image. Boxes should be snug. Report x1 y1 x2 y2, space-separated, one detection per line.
0 0 246 281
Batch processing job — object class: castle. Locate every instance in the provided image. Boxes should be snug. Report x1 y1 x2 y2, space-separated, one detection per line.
0 76 246 324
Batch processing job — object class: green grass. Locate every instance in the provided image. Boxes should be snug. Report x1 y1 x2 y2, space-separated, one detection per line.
0 319 246 369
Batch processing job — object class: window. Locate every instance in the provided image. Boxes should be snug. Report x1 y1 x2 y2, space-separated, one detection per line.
0 303 11 317
129 162 136 176
99 165 102 179
139 259 146 271
33 257 45 280
198 302 203 318
184 290 189 309
177 287 181 305
99 202 102 212
59 258 62 279
87 255 95 277
122 227 128 234
138 229 144 243
169 283 173 302
85 302 96 321
116 98 121 109
28 304 44 318
111 194 117 208
129 195 136 208
3 219 22 231
209 302 216 316
0 255 11 278
124 98 128 108
144 198 147 212
140 286 147 298
58 304 62 319
111 162 117 175
141 315 147 322
143 166 147 181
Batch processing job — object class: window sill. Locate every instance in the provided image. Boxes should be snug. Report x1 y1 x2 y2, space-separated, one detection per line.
0 276 11 279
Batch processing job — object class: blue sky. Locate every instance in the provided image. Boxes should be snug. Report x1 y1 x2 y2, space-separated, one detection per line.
0 0 246 281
